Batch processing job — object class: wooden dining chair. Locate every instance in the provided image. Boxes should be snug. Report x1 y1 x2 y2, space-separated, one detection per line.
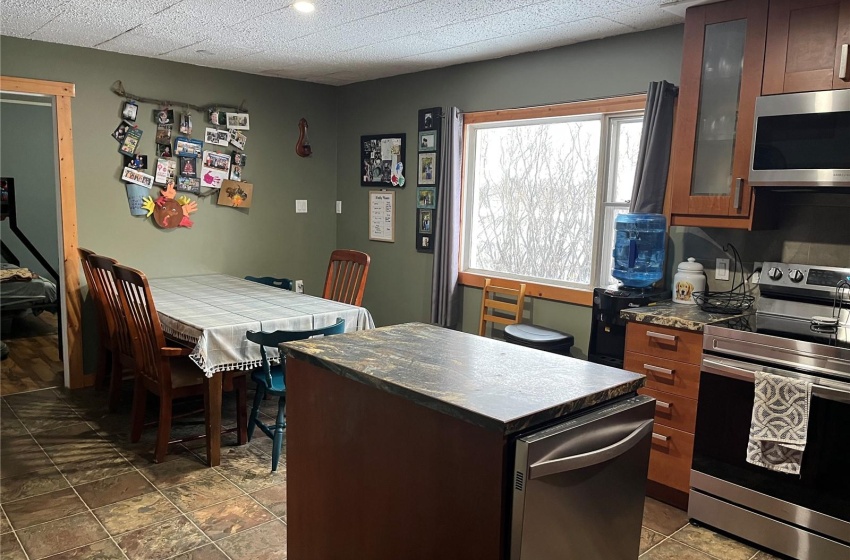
112 263 248 463
246 318 346 471
479 278 527 337
78 248 112 390
245 276 293 291
88 254 137 412
322 250 370 306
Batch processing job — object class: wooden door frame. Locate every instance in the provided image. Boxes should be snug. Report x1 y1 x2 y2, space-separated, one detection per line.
1 76 85 389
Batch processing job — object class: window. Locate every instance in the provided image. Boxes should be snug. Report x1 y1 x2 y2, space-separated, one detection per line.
460 96 645 302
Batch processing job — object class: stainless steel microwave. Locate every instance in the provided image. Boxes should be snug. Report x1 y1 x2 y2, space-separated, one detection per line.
750 89 850 187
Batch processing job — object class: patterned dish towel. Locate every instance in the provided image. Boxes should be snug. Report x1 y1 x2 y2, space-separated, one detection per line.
746 370 812 475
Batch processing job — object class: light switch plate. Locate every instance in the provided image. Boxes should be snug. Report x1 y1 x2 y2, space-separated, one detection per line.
296 200 307 213
336 201 342 214
294 280 304 293
715 258 730 280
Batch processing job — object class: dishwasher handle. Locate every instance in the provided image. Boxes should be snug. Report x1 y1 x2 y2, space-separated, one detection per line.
528 419 653 480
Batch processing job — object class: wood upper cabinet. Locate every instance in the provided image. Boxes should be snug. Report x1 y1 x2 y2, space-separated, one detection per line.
763 0 850 93
669 0 769 227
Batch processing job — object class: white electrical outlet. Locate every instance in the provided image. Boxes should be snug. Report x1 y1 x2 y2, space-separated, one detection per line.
716 258 730 280
295 200 307 213
336 201 342 214
294 280 304 293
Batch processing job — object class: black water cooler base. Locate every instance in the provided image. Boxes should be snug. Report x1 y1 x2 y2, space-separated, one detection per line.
588 286 668 369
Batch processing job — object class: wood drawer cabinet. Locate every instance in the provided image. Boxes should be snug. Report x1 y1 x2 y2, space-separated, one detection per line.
625 322 703 507
763 0 850 93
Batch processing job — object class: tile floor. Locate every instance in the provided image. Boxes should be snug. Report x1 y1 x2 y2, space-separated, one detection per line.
0 386 786 559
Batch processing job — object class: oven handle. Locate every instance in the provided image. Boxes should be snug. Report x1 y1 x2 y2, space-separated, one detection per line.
702 357 850 405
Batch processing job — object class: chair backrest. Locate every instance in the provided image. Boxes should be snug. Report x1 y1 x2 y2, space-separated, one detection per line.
322 250 370 306
78 248 109 341
88 254 134 358
479 278 527 337
246 318 346 389
245 276 293 291
112 264 169 389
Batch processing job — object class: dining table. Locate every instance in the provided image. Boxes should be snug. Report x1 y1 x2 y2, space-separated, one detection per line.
148 274 375 466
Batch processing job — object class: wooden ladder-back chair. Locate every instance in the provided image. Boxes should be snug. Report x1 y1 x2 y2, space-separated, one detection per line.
78 248 111 390
88 254 136 411
112 264 247 464
322 250 370 306
478 278 527 337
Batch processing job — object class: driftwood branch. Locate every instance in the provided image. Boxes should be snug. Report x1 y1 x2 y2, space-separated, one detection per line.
110 80 247 113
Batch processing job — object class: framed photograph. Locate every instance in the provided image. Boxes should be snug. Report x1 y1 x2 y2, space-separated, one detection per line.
361 133 406 187
226 112 250 130
121 167 154 189
155 109 175 125
229 129 247 150
205 127 229 147
417 234 433 253
180 157 197 178
155 124 173 146
124 154 148 170
112 121 131 143
419 107 440 131
217 180 253 208
418 209 433 234
416 186 436 209
122 101 138 122
369 190 395 242
119 127 143 156
230 165 242 181
174 137 203 158
202 150 231 172
176 176 201 195
155 158 176 185
232 151 247 167
418 130 437 152
157 144 173 158
417 153 437 185
208 110 227 126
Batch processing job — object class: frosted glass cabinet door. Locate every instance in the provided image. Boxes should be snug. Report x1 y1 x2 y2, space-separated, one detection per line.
670 0 768 222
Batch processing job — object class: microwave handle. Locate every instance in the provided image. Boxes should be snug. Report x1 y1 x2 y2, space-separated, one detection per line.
840 44 849 81
702 358 850 405
732 178 743 210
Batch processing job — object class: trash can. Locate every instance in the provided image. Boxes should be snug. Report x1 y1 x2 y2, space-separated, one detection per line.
503 324 574 356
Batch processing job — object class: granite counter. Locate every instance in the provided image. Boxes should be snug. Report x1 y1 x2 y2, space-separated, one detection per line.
620 300 752 332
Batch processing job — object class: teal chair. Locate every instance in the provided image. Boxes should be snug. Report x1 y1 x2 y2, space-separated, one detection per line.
245 276 294 291
246 318 346 471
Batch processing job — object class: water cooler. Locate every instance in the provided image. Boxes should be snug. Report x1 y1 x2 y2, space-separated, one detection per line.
588 214 668 368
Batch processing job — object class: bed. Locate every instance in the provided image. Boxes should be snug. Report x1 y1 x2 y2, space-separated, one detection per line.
0 263 58 314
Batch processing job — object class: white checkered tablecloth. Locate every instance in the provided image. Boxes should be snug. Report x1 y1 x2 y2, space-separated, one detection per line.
148 275 375 376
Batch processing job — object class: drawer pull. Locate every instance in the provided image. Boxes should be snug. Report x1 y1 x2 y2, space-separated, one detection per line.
651 433 670 442
840 44 848 81
655 400 672 410
646 330 677 343
644 363 675 377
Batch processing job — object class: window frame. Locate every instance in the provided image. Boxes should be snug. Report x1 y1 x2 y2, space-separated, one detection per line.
457 94 647 307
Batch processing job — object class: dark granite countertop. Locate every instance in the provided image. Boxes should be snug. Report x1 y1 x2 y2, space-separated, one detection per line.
620 300 753 332
281 322 644 435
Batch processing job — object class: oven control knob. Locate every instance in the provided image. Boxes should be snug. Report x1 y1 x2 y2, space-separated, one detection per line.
789 269 804 283
767 267 783 281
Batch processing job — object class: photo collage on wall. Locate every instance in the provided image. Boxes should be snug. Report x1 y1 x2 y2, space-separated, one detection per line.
113 96 252 225
416 107 440 253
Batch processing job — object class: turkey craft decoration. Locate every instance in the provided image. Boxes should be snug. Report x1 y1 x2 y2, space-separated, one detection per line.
142 182 198 228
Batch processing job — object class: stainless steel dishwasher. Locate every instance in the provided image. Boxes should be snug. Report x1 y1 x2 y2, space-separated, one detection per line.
510 395 654 559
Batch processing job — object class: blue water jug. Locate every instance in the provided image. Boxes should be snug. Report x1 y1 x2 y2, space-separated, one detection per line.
612 213 666 288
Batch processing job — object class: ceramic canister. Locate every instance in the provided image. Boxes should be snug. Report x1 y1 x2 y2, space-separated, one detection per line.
673 257 706 305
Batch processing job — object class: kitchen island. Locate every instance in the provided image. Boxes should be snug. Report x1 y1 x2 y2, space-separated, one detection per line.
282 322 647 559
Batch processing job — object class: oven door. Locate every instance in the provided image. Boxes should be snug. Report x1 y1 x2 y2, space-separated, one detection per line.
692 356 850 548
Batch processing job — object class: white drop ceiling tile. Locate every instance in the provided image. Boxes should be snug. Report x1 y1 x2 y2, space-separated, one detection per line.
343 37 450 61
418 20 505 49
607 6 683 30
160 40 262 65
531 0 633 23
475 6 564 37
0 0 65 37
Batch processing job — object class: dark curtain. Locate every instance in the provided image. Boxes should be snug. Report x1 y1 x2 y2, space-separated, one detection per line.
430 107 463 328
629 81 679 214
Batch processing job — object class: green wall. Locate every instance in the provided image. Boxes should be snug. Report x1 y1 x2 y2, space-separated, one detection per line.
334 26 685 357
0 95 59 279
0 36 339 371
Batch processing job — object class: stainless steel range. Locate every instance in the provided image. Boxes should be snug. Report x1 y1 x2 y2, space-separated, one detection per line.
691 262 850 560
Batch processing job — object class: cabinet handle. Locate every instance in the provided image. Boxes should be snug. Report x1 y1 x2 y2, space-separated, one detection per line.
644 363 675 377
652 433 670 442
646 330 677 343
655 400 672 410
840 44 849 81
733 177 743 210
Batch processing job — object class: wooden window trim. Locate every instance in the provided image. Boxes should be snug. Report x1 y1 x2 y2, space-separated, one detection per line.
459 94 647 308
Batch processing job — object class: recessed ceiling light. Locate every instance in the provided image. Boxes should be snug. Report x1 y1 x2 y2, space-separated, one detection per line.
293 1 315 13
